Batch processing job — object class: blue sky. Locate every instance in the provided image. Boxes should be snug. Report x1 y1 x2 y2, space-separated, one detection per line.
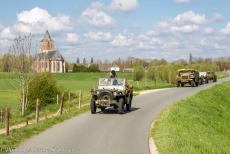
0 0 230 62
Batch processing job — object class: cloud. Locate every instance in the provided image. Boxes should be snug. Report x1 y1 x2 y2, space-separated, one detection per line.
84 31 112 41
80 8 115 27
110 0 138 12
175 0 191 4
175 11 206 25
111 34 134 47
15 7 72 34
65 33 79 42
155 11 205 33
221 22 230 35
212 12 224 23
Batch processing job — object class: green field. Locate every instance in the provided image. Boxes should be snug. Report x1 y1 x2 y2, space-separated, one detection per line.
0 72 173 113
152 81 230 154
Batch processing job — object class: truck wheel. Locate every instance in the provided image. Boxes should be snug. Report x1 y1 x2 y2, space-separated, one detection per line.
195 82 199 87
90 97 96 114
213 78 217 82
181 83 184 87
206 80 209 84
118 98 125 114
176 81 180 87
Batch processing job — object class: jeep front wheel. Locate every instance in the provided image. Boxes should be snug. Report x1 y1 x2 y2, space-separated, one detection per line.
126 94 132 111
118 98 125 114
90 97 96 114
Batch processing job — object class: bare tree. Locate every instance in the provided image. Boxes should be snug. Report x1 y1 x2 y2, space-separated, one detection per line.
9 34 33 116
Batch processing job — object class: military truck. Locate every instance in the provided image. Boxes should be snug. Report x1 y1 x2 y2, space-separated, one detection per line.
90 78 133 114
206 71 217 83
176 69 200 87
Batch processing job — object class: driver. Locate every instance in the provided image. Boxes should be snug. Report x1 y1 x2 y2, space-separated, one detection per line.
110 70 116 78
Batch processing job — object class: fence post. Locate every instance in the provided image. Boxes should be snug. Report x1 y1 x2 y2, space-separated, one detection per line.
36 98 40 123
57 94 59 105
78 90 82 109
60 93 64 115
5 107 10 136
0 108 3 123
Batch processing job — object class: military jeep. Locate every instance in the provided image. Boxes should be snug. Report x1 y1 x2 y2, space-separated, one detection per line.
206 71 217 83
90 78 133 114
176 69 200 87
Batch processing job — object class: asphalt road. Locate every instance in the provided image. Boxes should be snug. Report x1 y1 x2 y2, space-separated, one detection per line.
11 77 230 154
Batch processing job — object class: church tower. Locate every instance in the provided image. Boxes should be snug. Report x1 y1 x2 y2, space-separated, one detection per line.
40 30 55 53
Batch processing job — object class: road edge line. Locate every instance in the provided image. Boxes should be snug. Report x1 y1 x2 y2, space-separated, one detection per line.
148 120 159 154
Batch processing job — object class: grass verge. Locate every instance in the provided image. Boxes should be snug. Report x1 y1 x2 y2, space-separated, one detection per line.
152 81 230 154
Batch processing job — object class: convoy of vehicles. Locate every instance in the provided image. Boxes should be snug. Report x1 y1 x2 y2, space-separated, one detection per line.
176 69 217 87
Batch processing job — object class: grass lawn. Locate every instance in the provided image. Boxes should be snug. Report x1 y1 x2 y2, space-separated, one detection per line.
152 81 230 154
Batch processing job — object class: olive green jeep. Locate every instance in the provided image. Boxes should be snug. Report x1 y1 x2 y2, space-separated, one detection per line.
176 69 200 87
90 78 133 114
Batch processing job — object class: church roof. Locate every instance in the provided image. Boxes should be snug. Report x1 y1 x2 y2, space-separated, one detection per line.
41 30 53 42
35 50 64 61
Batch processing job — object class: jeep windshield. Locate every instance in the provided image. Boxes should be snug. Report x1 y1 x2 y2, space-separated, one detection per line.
99 78 125 86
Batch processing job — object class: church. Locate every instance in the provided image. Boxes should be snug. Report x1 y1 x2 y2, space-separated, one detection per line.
33 30 66 73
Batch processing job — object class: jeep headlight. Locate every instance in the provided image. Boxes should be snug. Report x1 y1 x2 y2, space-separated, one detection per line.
113 92 117 96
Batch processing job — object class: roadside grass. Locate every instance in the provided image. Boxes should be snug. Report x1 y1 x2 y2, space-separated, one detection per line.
152 81 230 154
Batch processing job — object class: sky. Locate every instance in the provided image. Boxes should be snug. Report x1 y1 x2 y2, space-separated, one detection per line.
0 0 230 62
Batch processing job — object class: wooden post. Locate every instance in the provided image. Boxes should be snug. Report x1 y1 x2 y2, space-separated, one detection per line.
0 108 3 123
36 98 40 123
68 91 71 111
60 93 64 115
68 91 71 104
57 94 59 105
5 107 10 136
78 90 82 109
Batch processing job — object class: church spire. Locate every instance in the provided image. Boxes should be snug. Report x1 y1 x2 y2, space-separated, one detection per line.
41 30 52 42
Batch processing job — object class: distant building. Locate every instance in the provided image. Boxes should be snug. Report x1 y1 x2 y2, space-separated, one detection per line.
110 65 120 72
33 30 66 73
123 68 134 72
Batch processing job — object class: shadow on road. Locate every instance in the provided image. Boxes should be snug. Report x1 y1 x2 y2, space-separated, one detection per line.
97 107 140 114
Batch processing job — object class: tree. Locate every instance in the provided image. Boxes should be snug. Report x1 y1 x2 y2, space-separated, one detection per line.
90 57 94 64
147 66 156 84
83 58 86 64
76 57 80 64
27 73 58 111
133 65 145 81
88 64 100 72
9 34 33 116
189 53 193 64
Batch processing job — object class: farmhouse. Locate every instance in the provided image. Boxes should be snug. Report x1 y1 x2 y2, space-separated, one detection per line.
32 30 66 73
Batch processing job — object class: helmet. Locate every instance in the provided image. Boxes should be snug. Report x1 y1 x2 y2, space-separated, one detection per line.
110 70 116 78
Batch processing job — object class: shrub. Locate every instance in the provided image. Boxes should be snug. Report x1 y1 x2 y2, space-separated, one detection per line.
27 73 58 111
88 64 100 72
147 66 156 83
133 65 145 81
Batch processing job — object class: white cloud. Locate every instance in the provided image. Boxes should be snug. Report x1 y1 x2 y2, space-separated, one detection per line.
155 11 205 33
175 11 206 25
204 27 214 34
212 12 224 23
66 33 79 42
175 0 191 4
84 31 112 41
111 34 134 47
221 22 230 35
0 27 16 40
15 7 72 34
80 8 115 27
110 0 138 11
